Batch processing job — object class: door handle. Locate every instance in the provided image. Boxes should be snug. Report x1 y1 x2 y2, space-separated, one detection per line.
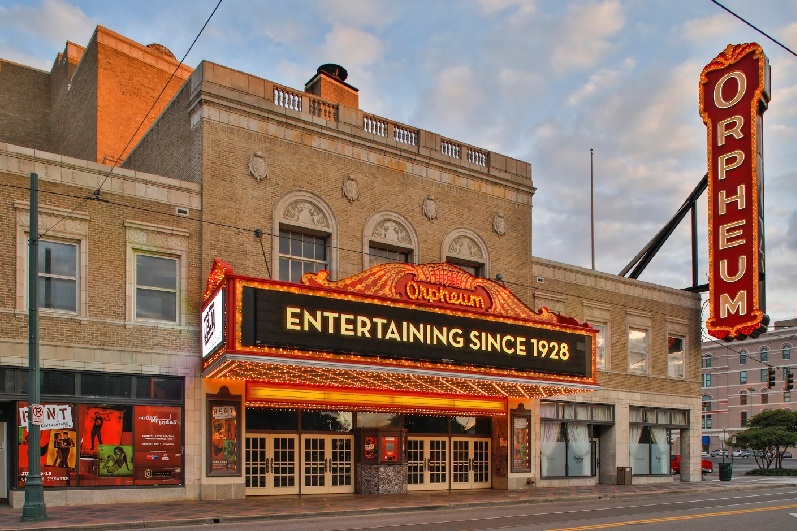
468 458 473 471
424 457 428 472
326 457 331 473
268 457 274 474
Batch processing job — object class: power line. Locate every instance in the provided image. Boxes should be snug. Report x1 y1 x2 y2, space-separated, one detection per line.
710 0 797 58
38 0 224 241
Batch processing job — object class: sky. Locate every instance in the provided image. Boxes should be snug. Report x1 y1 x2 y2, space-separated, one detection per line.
2 0 797 327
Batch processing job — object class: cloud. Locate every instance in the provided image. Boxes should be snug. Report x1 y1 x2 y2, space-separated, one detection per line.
476 0 537 16
565 58 635 106
316 0 399 30
681 12 737 44
551 1 625 73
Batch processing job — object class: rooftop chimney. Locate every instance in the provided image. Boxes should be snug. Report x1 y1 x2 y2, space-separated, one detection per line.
305 64 359 109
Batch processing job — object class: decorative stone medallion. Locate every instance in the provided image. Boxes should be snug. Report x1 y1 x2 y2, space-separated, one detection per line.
342 175 359 202
422 195 438 221
493 212 506 236
284 200 329 228
248 151 269 181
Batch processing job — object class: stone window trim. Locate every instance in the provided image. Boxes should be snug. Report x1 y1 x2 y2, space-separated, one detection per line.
362 210 419 270
15 201 89 319
441 228 490 279
667 334 686 380
125 220 189 327
535 291 567 315
272 191 338 280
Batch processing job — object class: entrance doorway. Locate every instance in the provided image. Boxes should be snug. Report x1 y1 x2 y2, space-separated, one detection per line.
407 436 490 491
245 434 299 495
406 437 448 491
451 437 491 489
300 435 354 494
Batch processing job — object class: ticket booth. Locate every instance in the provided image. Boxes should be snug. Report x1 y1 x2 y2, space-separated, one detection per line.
355 428 406 494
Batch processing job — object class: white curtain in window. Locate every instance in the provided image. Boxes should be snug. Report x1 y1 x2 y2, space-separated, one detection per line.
650 427 669 474
540 422 566 477
567 423 591 477
629 424 649 475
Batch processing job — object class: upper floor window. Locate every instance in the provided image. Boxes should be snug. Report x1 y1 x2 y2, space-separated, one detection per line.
279 230 327 283
740 390 747 406
786 392 792 403
740 371 747 384
702 394 712 412
135 253 177 322
739 349 747 364
784 367 790 380
761 389 769 405
703 415 712 429
628 328 648 375
668 336 685 379
741 411 748 427
761 368 768 382
38 240 78 312
363 212 417 270
760 347 769 362
783 344 792 360
702 373 712 387
442 229 489 279
702 356 712 368
273 192 337 282
594 323 607 370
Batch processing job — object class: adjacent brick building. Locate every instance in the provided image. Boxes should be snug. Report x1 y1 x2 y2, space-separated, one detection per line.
0 26 702 507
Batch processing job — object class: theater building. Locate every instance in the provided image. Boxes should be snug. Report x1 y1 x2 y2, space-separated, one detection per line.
0 26 702 507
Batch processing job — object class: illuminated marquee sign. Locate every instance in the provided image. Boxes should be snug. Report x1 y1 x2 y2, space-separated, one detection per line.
700 43 770 341
239 264 593 378
202 289 225 358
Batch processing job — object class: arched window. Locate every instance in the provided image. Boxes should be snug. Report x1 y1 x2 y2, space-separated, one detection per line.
739 390 747 406
739 349 747 364
272 192 338 282
760 346 769 363
362 211 418 270
702 394 712 412
441 229 489 278
783 344 792 360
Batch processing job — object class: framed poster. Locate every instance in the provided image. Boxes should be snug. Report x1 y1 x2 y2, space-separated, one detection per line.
207 390 241 476
511 408 531 473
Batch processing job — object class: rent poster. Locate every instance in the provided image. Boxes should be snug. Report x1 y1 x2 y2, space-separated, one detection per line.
512 416 530 472
17 402 76 487
209 401 238 475
79 405 125 457
133 405 182 484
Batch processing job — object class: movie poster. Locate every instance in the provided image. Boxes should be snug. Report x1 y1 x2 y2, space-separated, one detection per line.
208 400 239 476
133 405 182 485
98 444 134 477
17 402 76 487
512 416 530 472
79 406 125 457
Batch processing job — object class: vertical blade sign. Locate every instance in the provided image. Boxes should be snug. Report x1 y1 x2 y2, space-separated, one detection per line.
700 43 770 341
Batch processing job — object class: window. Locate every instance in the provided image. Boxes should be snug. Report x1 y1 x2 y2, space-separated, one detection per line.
740 371 747 384
442 229 489 279
629 425 669 475
702 356 712 368
741 411 748 427
540 421 591 477
703 415 712 429
786 392 792 403
368 244 410 267
135 253 177 322
278 229 328 283
628 328 648 375
702 394 712 412
594 324 607 370
783 344 792 360
739 349 747 364
761 390 768 404
38 240 78 312
760 347 768 362
740 390 747 406
702 373 712 387
761 368 768 382
667 336 684 379
784 367 791 380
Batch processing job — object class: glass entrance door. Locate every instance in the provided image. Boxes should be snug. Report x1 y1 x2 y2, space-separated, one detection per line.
451 437 491 490
301 435 354 494
245 434 299 495
406 437 449 491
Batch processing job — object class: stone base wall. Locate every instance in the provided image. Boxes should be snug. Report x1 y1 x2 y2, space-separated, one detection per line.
355 464 406 494
9 486 189 509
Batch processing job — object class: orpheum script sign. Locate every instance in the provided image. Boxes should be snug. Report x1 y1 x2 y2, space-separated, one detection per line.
700 43 770 341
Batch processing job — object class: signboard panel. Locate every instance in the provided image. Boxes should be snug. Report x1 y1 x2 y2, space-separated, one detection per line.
241 285 592 378
202 289 225 358
700 43 770 341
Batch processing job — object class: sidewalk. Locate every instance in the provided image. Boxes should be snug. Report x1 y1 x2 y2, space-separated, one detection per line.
2 478 790 531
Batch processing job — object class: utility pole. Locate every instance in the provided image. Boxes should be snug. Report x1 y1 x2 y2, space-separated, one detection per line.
590 148 595 270
22 172 46 521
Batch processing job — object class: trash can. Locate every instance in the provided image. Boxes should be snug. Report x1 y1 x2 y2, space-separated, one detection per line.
719 462 732 481
616 466 632 485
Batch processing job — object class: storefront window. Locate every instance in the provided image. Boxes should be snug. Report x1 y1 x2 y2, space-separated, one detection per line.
540 421 590 477
18 402 182 488
246 408 298 430
404 415 448 434
630 425 671 475
300 410 352 432
356 412 401 428
451 416 491 435
81 374 132 398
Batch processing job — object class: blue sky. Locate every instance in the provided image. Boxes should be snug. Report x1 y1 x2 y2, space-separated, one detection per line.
2 0 797 326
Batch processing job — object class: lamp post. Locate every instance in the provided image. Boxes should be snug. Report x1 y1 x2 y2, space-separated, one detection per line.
22 172 46 521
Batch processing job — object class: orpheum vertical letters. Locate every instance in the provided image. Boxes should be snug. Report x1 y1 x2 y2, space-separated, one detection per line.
700 43 770 340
